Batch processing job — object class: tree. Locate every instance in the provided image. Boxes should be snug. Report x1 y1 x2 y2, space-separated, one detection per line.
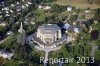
94 8 100 22
14 43 32 61
0 26 8 39
0 35 17 49
11 24 19 32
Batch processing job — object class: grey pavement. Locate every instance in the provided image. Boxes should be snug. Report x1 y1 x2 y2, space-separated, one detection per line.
90 43 97 57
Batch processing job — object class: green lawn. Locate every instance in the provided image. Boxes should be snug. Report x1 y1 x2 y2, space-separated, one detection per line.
34 10 45 22
4 60 19 66
95 50 100 60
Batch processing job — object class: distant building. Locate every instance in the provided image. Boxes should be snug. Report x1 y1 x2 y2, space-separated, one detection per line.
77 18 87 24
27 2 32 5
5 14 10 17
38 4 51 10
2 7 9 11
0 22 7 26
0 50 14 59
67 6 72 11
6 31 13 35
16 2 20 5
25 4 29 7
74 27 80 33
84 10 91 13
21 5 26 9
11 4 15 7
63 23 80 33
63 23 70 29
10 10 13 13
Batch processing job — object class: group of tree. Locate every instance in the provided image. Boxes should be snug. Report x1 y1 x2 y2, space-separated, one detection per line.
94 8 100 22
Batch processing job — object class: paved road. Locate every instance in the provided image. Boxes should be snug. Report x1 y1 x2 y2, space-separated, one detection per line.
35 45 61 52
35 45 61 66
90 43 97 57
44 51 49 66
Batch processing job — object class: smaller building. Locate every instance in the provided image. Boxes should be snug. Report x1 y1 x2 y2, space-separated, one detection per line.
21 5 26 9
6 31 13 35
2 7 9 11
74 27 80 33
77 18 87 24
67 6 72 11
0 50 14 59
63 23 71 29
38 4 51 10
11 4 15 7
27 2 32 5
63 23 80 34
0 22 7 26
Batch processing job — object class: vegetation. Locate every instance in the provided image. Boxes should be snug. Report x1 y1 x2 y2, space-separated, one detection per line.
54 0 100 9
0 0 100 66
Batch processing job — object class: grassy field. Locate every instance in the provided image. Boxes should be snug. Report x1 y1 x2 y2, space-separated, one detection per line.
34 10 45 22
53 0 100 9
4 60 19 66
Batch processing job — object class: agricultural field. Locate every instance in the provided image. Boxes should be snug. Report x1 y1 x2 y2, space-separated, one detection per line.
53 0 100 9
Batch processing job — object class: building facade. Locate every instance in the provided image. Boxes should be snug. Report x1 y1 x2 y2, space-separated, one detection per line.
32 24 67 48
37 24 61 44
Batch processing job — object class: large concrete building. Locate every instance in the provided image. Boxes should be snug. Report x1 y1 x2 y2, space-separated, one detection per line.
37 24 61 44
33 24 66 48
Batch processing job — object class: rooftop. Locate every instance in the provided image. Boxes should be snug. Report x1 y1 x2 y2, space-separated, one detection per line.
38 24 60 30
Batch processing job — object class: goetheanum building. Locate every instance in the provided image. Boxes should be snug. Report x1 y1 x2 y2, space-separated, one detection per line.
33 24 66 48
37 24 61 44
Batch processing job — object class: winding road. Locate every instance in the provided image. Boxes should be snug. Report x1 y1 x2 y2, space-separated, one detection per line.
90 43 97 57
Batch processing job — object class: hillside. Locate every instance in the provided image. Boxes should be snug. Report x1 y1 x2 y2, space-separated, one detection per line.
53 0 100 9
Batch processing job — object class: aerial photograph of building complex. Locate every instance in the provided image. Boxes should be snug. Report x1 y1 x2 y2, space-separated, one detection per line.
0 0 100 66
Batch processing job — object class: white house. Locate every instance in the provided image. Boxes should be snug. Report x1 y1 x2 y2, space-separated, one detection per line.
38 5 51 10
5 14 10 17
84 10 91 13
63 23 70 29
0 50 14 59
2 7 9 11
0 23 7 26
16 2 20 5
67 6 72 11
11 4 15 7
7 31 13 35
10 10 13 13
25 4 29 7
21 5 26 9
5 11 9 14
74 28 80 33
28 2 32 5
44 5 51 10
